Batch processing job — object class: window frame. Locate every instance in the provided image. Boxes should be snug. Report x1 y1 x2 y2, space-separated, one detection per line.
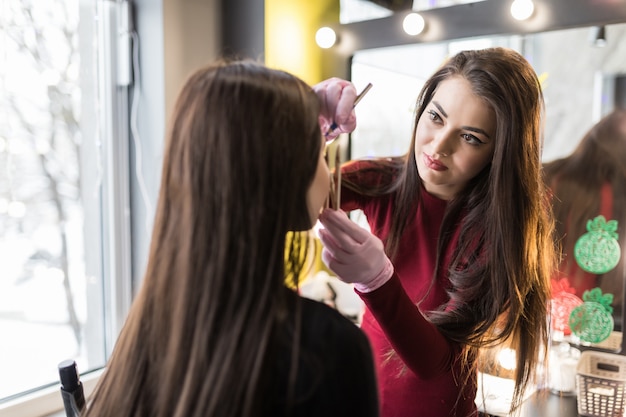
0 1 132 415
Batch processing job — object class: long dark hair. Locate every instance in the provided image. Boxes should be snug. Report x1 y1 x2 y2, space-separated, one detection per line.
544 109 626 314
344 47 556 411
83 60 322 416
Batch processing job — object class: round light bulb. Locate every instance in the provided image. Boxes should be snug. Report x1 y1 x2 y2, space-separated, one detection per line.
402 13 425 36
510 0 534 21
315 27 337 49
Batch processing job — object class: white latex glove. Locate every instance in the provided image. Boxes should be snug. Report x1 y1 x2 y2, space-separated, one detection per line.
318 209 394 293
312 78 357 141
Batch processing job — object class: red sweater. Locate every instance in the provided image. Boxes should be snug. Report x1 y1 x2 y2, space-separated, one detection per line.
341 160 478 417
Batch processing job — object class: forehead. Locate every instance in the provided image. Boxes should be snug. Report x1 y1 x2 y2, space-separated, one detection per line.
431 76 496 135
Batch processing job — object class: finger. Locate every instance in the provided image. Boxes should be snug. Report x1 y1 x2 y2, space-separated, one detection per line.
313 79 341 122
321 247 345 271
317 227 342 255
319 209 358 240
321 247 354 282
319 213 362 250
312 77 345 95
320 80 354 116
334 85 357 126
319 229 365 271
318 227 363 265
321 247 336 270
320 209 371 244
325 130 340 141
318 115 331 136
333 112 356 136
313 79 358 138
324 82 344 118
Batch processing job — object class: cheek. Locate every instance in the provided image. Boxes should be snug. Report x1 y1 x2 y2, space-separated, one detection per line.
413 122 431 163
414 119 432 149
316 159 331 200
306 156 330 223
457 151 493 177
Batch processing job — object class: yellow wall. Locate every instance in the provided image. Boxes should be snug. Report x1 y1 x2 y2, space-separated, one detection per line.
266 0 340 285
265 0 339 85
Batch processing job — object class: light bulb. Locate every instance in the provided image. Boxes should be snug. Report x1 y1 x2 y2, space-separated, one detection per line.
315 27 337 49
510 0 534 21
402 13 425 36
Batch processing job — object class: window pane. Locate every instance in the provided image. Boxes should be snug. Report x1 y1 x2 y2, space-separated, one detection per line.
0 0 106 401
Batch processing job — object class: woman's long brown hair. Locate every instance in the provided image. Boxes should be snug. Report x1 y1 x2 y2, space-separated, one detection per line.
544 109 626 317
343 47 557 413
83 60 322 417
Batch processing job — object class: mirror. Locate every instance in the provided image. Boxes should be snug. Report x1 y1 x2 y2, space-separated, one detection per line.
345 22 626 354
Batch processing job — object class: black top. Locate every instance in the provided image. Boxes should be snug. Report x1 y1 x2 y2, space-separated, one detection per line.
267 294 379 417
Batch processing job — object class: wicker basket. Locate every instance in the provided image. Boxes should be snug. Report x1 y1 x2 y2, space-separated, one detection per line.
576 350 626 417
592 331 623 351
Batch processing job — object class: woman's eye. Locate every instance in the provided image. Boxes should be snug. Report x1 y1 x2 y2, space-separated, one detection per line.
462 133 485 146
427 110 441 122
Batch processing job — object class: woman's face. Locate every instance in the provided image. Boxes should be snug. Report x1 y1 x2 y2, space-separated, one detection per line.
414 76 496 201
306 135 331 226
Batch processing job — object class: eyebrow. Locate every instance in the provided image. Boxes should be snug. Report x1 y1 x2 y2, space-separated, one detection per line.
432 101 492 140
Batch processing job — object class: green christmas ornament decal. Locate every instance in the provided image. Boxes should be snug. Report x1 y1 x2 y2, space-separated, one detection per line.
574 215 621 274
569 287 614 344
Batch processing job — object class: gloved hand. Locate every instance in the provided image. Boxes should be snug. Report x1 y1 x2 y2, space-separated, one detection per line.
312 78 357 141
317 209 394 293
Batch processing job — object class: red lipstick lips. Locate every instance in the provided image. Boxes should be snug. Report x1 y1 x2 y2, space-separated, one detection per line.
423 153 447 171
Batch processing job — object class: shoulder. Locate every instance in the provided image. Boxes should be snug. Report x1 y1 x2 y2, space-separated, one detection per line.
297 297 375 364
299 297 368 344
269 297 379 417
342 157 402 188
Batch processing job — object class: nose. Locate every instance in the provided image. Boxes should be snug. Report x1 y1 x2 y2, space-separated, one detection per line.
432 129 453 157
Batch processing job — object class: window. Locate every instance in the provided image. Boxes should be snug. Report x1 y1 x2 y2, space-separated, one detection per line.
0 0 132 414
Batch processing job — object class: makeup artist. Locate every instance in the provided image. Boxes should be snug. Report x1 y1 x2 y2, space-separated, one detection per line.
314 47 557 417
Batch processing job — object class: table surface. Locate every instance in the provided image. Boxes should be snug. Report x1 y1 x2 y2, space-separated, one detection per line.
519 390 579 416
